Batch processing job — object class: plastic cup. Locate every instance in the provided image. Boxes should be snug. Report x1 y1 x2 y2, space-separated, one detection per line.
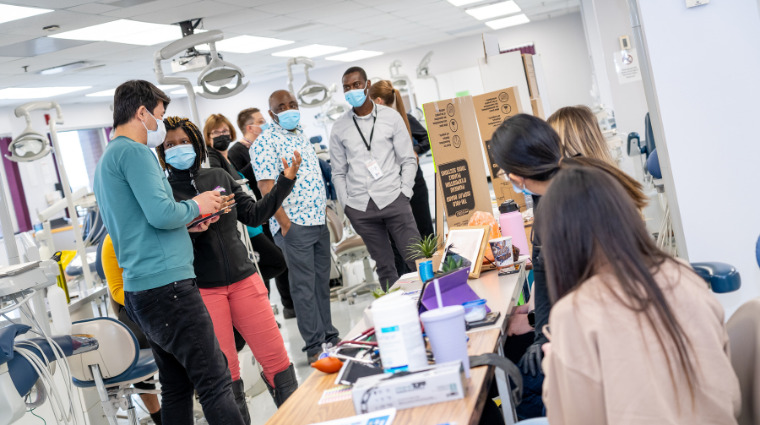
420 305 470 378
419 260 434 282
489 236 514 269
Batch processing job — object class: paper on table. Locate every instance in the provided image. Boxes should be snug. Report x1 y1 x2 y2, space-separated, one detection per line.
309 407 397 425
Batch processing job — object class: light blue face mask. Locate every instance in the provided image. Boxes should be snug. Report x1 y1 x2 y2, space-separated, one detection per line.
258 122 270 133
276 110 300 130
512 181 535 197
164 144 196 170
345 82 368 108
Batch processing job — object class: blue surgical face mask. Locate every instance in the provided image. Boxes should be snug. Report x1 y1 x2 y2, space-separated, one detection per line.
164 144 196 170
276 110 300 130
258 122 270 133
512 181 535 197
345 82 368 108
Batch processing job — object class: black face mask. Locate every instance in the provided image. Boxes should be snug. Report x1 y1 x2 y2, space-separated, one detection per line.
212 134 231 151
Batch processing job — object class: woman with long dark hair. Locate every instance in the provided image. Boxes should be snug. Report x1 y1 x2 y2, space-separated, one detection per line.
490 113 645 418
536 165 740 424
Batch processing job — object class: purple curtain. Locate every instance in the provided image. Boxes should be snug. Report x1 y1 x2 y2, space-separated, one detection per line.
1 137 32 232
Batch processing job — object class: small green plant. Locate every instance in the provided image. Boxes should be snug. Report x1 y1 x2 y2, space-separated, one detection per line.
406 234 439 260
441 255 464 273
372 284 401 299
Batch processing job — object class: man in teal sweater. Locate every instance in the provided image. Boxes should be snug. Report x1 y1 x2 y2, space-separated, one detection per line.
94 80 243 425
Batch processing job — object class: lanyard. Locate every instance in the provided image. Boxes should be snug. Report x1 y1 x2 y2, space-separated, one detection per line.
352 112 377 151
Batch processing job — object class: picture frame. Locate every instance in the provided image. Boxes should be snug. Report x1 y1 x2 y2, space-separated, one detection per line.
441 225 491 279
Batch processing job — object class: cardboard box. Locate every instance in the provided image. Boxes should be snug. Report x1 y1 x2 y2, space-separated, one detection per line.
424 96 492 228
472 87 526 210
522 53 539 99
531 97 545 119
351 361 466 414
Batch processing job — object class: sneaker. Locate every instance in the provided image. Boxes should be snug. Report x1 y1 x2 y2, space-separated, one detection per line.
283 307 296 319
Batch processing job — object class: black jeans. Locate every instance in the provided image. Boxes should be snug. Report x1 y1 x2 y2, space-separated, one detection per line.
125 279 244 425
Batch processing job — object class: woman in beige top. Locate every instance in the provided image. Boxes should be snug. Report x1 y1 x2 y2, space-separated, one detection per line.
536 165 741 425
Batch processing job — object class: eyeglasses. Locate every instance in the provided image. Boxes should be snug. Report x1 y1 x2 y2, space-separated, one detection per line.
210 128 230 137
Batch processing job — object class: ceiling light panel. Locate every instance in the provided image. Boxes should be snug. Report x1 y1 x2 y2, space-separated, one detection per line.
485 13 530 29
215 35 294 54
0 86 91 100
447 0 486 6
466 1 521 20
0 4 53 25
271 44 347 58
325 50 383 62
49 19 180 46
85 85 178 98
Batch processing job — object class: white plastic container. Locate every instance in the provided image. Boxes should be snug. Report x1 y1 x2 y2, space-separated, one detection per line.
48 285 72 335
371 292 428 373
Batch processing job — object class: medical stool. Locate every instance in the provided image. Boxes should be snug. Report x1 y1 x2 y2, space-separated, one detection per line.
68 317 158 425
325 206 379 304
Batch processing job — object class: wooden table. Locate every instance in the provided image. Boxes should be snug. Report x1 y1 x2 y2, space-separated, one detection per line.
266 267 526 425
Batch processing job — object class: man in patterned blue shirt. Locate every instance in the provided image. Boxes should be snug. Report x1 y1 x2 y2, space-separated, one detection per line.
251 90 339 363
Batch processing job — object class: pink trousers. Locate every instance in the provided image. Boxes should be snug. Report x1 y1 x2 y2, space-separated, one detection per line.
199 273 290 385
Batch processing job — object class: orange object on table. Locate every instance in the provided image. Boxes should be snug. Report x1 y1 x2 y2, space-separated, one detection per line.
468 211 501 262
311 356 343 374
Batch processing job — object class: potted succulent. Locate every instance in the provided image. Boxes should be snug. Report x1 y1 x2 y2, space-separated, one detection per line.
407 234 443 280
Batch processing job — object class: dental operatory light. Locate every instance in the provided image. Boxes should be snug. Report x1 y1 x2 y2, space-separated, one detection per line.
465 1 521 20
7 102 59 163
287 57 330 108
416 51 441 99
389 60 411 93
154 25 249 124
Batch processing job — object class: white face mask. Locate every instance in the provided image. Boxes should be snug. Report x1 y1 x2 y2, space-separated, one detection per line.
142 110 166 148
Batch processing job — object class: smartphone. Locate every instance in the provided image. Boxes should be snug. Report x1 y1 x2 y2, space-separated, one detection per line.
186 204 236 228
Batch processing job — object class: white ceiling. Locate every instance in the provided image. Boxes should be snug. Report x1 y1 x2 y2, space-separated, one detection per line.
0 0 579 107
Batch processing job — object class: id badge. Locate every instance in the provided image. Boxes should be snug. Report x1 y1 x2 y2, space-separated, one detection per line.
366 159 384 180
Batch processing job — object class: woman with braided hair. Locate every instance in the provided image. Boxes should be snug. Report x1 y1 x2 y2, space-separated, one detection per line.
155 116 301 422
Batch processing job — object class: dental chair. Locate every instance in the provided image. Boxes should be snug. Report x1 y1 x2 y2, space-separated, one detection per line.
325 205 379 304
723 237 760 425
68 317 158 425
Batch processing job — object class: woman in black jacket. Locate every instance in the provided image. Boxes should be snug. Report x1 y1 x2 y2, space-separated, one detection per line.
156 117 301 423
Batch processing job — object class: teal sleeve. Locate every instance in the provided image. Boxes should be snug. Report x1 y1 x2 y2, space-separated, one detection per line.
122 145 199 229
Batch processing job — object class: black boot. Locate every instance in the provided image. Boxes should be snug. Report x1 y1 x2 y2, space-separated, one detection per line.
231 379 251 425
262 363 298 407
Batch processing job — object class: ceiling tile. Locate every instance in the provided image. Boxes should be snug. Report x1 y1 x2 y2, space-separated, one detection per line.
0 38 92 57
0 11 113 36
127 1 243 24
66 3 122 13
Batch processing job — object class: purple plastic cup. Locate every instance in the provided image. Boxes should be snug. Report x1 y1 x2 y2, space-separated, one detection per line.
420 305 470 378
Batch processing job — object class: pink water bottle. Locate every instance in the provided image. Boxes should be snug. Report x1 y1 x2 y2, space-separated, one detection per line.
499 200 529 256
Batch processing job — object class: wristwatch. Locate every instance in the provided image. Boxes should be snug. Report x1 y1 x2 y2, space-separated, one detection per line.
527 310 536 328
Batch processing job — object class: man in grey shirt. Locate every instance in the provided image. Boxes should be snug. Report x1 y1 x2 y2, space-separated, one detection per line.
330 66 421 289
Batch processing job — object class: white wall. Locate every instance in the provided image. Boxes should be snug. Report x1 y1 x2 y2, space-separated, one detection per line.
172 11 593 141
0 12 593 229
635 0 760 315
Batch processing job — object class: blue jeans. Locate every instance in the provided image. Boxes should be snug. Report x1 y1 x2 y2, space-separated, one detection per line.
125 279 244 425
